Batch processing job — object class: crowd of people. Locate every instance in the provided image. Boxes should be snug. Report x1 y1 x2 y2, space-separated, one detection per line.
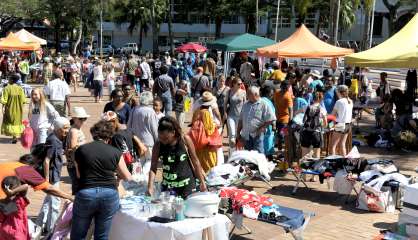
0 48 416 240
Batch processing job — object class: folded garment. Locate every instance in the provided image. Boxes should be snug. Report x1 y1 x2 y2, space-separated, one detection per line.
206 164 242 186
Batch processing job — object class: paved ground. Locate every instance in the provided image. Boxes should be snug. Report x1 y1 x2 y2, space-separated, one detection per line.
0 86 416 240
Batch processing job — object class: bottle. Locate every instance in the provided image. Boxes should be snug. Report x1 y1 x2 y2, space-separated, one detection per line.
174 197 185 221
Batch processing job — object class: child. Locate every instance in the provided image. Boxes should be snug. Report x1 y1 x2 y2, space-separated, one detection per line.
174 80 189 128
153 97 165 121
0 176 30 240
107 65 116 99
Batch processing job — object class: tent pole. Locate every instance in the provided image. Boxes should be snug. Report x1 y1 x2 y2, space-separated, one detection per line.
275 0 281 41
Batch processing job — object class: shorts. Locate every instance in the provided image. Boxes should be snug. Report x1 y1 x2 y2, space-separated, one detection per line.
335 123 351 134
300 130 322 148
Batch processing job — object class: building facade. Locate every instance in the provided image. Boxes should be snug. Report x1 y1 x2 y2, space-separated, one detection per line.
96 0 415 51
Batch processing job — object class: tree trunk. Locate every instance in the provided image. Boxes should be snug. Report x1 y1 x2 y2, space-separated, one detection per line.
151 0 159 55
362 10 371 50
333 0 341 45
168 0 174 56
247 15 256 34
139 24 144 54
73 19 83 55
54 13 61 53
215 16 222 39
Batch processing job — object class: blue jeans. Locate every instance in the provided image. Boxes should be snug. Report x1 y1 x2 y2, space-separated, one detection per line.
71 187 119 240
36 182 61 232
161 92 173 116
244 134 265 154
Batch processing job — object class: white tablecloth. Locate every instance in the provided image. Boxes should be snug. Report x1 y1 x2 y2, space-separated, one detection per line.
109 209 231 240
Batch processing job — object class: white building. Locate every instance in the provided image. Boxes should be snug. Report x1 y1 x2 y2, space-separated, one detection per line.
95 0 415 51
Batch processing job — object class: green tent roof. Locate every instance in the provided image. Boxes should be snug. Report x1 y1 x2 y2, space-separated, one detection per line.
207 33 276 52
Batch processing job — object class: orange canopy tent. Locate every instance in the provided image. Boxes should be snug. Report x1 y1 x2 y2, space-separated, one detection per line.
256 24 353 58
0 32 41 51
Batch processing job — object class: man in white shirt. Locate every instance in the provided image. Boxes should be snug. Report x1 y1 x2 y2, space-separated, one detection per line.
140 57 152 91
44 70 71 117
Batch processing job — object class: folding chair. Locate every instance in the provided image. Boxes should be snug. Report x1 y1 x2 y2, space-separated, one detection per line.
287 168 334 194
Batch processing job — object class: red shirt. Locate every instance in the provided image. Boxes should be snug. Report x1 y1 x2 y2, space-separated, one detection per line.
0 196 30 240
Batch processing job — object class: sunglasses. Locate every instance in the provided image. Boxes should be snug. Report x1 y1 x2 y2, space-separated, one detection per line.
78 118 87 122
115 95 124 98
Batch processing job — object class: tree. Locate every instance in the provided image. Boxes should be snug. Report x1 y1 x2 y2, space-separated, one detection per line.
382 0 414 36
112 0 166 54
361 0 374 50
0 0 42 36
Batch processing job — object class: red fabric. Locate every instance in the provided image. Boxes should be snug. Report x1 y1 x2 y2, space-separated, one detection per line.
0 196 30 240
175 43 207 53
219 187 272 218
14 166 48 189
188 120 209 150
207 128 222 148
20 121 33 149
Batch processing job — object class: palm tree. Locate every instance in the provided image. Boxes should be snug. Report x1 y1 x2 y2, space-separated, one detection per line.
113 0 150 53
361 0 374 50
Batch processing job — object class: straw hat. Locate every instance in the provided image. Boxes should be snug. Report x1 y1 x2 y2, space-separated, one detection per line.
201 91 217 106
72 107 90 118
311 70 322 79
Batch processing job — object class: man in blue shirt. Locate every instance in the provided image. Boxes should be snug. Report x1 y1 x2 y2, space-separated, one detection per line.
323 77 337 114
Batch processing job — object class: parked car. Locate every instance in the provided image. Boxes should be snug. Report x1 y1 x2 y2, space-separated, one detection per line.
94 45 116 56
121 43 138 54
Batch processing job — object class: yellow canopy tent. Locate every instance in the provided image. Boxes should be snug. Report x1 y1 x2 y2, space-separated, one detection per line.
15 29 47 45
0 32 41 51
257 24 353 58
345 13 418 68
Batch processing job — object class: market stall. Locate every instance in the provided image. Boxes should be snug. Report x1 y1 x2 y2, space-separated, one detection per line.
176 42 207 53
256 24 353 58
207 33 276 76
345 13 418 68
0 32 41 51
14 29 47 45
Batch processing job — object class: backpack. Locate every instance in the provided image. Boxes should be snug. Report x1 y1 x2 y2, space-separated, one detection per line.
303 106 321 131
135 65 143 78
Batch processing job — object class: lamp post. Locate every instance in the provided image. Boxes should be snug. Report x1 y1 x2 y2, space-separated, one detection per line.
369 0 376 48
274 0 281 41
100 0 103 59
333 0 340 45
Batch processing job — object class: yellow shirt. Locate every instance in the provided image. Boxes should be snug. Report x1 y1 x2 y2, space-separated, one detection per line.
270 70 286 81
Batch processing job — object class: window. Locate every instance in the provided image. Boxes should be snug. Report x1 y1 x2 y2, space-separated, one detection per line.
223 16 240 24
304 13 316 28
373 15 383 37
271 4 291 29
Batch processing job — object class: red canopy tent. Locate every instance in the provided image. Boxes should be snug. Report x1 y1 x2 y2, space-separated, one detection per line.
175 43 207 53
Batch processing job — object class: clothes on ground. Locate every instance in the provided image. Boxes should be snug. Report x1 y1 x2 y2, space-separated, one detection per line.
1 84 26 137
227 150 275 181
219 187 273 219
206 164 244 187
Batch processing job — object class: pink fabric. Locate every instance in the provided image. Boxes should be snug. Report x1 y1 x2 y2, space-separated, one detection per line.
50 203 73 240
0 196 30 240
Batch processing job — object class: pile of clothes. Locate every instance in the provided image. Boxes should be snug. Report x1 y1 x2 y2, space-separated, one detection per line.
206 150 276 187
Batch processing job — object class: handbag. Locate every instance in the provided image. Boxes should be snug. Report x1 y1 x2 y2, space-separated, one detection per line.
21 120 34 149
207 127 222 148
188 120 209 150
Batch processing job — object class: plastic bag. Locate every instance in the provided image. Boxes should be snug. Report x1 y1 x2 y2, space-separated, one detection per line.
184 97 191 113
21 120 33 149
357 190 389 213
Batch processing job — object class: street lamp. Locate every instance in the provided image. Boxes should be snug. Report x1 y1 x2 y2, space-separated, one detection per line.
274 0 281 41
